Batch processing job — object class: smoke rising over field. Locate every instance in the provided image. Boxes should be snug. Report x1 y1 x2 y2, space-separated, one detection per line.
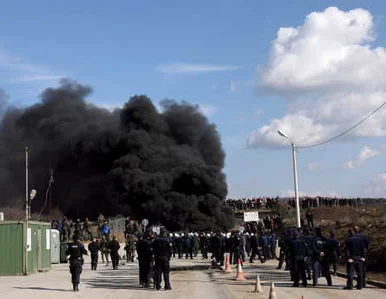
0 79 234 230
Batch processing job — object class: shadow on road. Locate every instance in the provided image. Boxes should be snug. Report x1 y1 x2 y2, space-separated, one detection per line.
84 276 158 291
13 286 70 292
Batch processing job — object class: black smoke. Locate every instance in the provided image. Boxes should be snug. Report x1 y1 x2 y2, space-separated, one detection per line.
0 79 234 230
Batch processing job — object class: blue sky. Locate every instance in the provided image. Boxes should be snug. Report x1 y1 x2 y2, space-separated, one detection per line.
1 1 386 198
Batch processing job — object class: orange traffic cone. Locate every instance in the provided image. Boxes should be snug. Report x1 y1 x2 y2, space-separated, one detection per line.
235 258 247 280
268 281 277 299
224 253 233 273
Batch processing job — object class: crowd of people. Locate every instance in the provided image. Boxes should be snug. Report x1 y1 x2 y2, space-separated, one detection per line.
62 210 369 293
226 197 279 210
225 196 365 211
277 225 369 290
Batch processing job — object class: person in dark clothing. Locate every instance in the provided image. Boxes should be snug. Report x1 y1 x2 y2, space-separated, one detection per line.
200 233 209 260
136 233 154 288
108 235 120 270
288 229 308 287
152 229 172 290
249 233 262 263
183 234 193 259
303 228 314 280
344 227 367 290
88 238 100 270
312 227 332 287
276 231 287 269
353 226 369 287
305 209 314 228
66 235 87 291
328 231 341 275
74 219 82 240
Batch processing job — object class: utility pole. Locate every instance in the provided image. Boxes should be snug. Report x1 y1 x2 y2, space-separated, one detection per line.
291 142 301 228
24 146 29 275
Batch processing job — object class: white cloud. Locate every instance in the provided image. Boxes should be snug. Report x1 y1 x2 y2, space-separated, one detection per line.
307 161 320 171
342 160 355 169
155 63 241 74
343 145 380 169
363 173 386 196
229 80 238 93
199 104 217 116
0 49 62 84
248 7 386 148
358 145 380 163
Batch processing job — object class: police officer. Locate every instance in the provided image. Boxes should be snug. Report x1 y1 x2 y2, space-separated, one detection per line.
152 229 172 290
328 231 341 276
353 225 369 287
88 238 100 270
109 235 120 270
344 227 367 290
66 235 87 291
312 227 332 286
288 229 308 287
136 233 154 288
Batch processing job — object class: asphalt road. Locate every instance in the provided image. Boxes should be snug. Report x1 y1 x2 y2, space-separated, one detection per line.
1 251 386 299
0 257 227 299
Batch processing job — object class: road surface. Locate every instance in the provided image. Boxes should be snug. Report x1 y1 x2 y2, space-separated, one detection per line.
1 251 386 299
216 259 386 299
0 258 228 299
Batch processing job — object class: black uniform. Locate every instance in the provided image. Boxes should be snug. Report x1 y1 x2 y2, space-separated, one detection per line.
136 237 154 287
109 238 121 270
152 235 172 290
344 234 366 289
328 236 340 275
88 240 100 270
288 234 308 287
312 229 332 286
66 240 87 291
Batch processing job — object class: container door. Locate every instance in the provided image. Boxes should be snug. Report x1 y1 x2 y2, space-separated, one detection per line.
51 229 60 264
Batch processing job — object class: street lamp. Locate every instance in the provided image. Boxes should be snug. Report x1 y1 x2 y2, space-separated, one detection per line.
278 130 301 228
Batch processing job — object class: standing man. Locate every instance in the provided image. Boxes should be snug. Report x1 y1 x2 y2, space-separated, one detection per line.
83 218 93 241
288 229 308 287
88 238 100 270
74 219 82 240
306 209 314 228
66 235 87 292
136 233 154 288
312 228 332 287
99 236 110 265
344 227 367 289
328 231 341 276
109 235 121 270
152 229 172 291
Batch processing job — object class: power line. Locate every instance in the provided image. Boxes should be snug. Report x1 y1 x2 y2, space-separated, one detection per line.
297 99 386 149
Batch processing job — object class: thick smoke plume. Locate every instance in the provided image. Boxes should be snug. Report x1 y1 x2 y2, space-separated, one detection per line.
0 79 234 230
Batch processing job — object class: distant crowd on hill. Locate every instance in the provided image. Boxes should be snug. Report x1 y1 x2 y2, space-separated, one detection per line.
225 196 365 211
